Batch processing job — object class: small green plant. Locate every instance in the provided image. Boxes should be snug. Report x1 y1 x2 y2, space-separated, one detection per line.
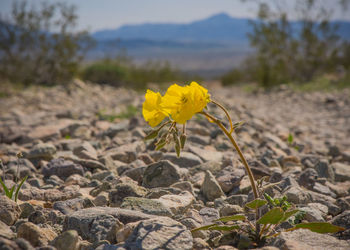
0 153 27 202
116 105 139 119
97 105 139 122
141 81 345 248
287 133 294 145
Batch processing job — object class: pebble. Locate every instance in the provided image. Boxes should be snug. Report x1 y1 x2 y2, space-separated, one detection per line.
124 217 193 250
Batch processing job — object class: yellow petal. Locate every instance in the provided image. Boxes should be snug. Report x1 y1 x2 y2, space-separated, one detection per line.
142 89 167 127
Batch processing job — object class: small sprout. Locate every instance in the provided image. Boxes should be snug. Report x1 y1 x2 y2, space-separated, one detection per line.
287 133 294 145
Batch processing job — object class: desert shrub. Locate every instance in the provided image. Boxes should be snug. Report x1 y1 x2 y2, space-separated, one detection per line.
227 0 350 88
81 60 129 87
0 1 94 85
221 69 245 86
82 58 190 89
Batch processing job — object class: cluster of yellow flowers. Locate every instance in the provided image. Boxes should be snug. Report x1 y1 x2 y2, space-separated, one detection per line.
142 81 211 127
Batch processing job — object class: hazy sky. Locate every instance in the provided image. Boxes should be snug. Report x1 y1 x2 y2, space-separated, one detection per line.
1 0 349 32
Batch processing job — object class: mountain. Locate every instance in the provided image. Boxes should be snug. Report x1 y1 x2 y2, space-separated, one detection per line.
93 13 251 44
92 13 350 43
89 13 350 77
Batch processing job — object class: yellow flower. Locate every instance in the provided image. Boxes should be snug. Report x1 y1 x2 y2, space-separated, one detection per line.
142 90 167 127
161 82 210 124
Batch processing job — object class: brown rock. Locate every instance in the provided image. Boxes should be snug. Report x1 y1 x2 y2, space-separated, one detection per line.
17 222 57 247
0 196 21 225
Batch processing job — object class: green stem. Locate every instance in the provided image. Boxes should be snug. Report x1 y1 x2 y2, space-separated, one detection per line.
201 111 261 238
201 111 258 199
211 100 234 134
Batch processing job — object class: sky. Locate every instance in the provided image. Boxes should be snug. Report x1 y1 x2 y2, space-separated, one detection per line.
1 0 349 32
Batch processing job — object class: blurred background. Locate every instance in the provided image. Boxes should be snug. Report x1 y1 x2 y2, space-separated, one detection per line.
0 0 350 90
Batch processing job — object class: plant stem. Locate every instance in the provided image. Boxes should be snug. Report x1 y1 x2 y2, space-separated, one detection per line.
201 111 258 199
211 100 234 133
201 111 261 237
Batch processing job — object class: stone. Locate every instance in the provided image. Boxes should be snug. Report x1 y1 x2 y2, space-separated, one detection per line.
163 152 203 168
42 158 84 180
105 141 145 163
298 168 318 189
116 221 139 243
314 159 335 182
73 141 98 160
201 170 225 201
199 207 220 224
121 197 173 216
332 162 350 182
63 207 155 241
270 229 350 249
26 143 56 160
0 220 15 239
300 206 325 222
191 160 222 175
307 190 341 216
284 186 312 204
104 121 129 138
190 171 206 188
0 196 21 226
189 145 223 162
157 191 195 215
89 214 119 242
109 183 147 207
142 160 183 188
225 194 248 207
94 192 109 206
312 182 335 197
216 166 245 193
106 219 124 244
17 222 57 247
220 204 244 216
53 197 95 214
331 210 350 230
19 186 80 202
26 125 60 142
0 237 35 250
187 135 211 145
193 238 211 250
170 181 195 196
52 230 79 250
65 174 90 187
125 217 193 250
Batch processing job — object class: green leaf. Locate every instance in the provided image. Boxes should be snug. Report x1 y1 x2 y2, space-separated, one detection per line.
214 214 246 223
207 225 240 231
191 223 217 232
0 177 10 197
264 193 275 206
293 222 345 234
257 207 284 225
246 199 267 209
232 121 245 130
15 176 27 202
155 141 166 150
8 185 16 199
180 134 186 149
287 133 294 144
281 209 299 222
145 130 159 140
175 143 181 157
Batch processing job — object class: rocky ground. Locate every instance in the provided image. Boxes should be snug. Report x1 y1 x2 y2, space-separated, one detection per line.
0 80 350 250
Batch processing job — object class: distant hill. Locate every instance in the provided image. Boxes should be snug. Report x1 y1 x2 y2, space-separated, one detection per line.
93 13 250 45
93 13 350 44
